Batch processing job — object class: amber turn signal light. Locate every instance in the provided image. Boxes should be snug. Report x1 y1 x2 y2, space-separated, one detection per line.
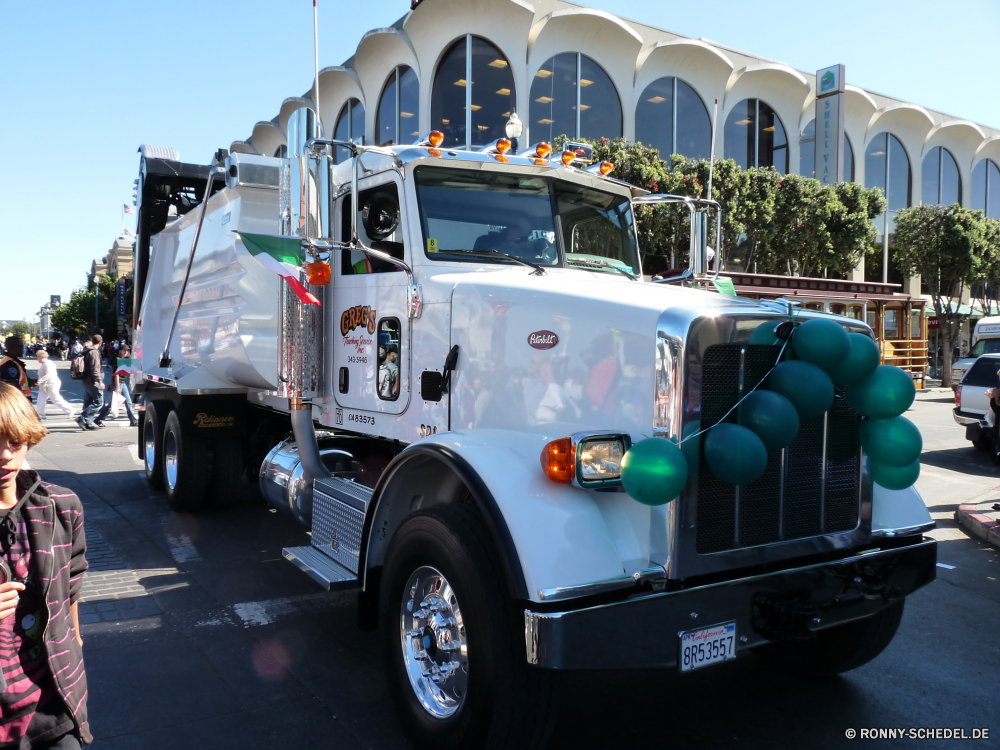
305 260 331 286
598 161 614 176
428 130 445 147
560 150 575 166
540 437 574 484
535 142 552 159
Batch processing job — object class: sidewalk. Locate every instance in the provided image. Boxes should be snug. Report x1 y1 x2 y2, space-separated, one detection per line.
956 494 1000 548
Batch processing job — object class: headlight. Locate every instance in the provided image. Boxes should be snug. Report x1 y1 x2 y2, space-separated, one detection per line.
540 433 631 489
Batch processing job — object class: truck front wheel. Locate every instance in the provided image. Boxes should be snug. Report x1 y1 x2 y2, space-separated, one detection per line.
757 599 905 676
379 504 558 750
162 411 211 512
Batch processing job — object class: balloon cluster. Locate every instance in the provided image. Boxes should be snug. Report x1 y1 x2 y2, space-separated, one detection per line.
702 318 920 490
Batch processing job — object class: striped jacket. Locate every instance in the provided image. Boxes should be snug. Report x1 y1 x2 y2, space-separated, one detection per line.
13 471 91 744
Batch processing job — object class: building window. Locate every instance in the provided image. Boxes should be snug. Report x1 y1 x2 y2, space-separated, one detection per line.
799 120 854 181
376 66 419 146
635 77 710 160
865 132 911 283
529 53 622 144
972 159 1000 218
431 36 516 150
723 99 787 173
334 98 365 164
922 146 961 205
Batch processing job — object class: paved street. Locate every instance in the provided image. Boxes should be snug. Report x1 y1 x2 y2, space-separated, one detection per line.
23 362 1000 749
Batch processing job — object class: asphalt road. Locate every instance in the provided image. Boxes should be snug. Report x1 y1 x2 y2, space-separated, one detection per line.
20 362 1000 749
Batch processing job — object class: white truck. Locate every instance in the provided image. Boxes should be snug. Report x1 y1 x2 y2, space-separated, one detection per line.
950 316 1000 388
130 109 936 749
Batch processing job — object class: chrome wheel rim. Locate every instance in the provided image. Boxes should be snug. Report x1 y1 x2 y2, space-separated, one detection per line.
399 565 469 719
144 418 157 474
164 430 179 490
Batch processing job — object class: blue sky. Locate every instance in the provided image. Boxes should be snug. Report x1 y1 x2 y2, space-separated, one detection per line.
1 0 997 323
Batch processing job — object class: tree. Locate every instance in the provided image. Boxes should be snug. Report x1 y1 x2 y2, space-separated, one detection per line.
733 167 780 272
973 217 1000 317
50 272 120 337
893 204 987 387
11 322 30 338
827 181 887 276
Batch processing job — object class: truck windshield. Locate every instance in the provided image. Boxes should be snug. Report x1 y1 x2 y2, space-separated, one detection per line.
414 166 639 277
969 339 1000 357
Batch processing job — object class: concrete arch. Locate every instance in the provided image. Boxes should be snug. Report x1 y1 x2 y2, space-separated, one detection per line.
403 0 535 139
317 66 366 140
866 104 934 204
633 40 731 124
525 8 643 142
248 120 285 159
353 27 422 146
974 135 1000 167
228 141 258 155
277 97 317 137
924 121 986 205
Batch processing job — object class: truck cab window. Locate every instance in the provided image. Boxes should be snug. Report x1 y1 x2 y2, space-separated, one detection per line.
377 318 401 400
341 184 405 275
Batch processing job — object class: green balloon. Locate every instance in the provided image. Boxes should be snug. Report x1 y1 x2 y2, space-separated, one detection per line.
859 416 922 468
868 458 920 491
704 423 768 485
792 318 851 372
768 360 835 420
749 322 782 346
828 333 881 386
845 365 916 418
621 438 688 506
739 390 799 450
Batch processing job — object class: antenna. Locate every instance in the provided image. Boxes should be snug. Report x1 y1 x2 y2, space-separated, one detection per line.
707 98 718 202
313 0 321 129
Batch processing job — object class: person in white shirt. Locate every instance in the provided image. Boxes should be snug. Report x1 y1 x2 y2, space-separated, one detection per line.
33 350 75 419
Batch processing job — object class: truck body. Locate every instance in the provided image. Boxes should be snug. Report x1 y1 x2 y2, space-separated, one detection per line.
131 111 936 748
950 316 1000 388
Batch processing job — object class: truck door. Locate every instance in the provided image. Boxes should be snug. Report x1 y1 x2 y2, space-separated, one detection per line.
332 176 410 419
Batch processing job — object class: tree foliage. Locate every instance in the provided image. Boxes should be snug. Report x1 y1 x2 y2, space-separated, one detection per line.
10 322 30 338
50 272 121 337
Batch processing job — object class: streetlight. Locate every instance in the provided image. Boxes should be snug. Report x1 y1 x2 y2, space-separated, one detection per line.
505 111 523 155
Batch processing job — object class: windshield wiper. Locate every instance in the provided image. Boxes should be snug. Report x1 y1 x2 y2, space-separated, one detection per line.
566 257 638 280
444 249 547 275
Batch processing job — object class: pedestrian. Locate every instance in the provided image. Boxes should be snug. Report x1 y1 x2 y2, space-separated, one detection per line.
57 340 68 362
0 381 92 747
94 345 136 428
68 341 82 359
33 350 74 421
75 336 104 432
0 337 36 402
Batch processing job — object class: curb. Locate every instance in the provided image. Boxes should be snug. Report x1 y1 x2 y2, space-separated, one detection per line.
955 503 1000 548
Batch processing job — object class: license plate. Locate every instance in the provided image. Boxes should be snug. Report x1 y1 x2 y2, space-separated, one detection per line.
679 621 737 672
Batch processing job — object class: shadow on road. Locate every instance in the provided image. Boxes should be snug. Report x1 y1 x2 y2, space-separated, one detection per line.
920 447 1000 478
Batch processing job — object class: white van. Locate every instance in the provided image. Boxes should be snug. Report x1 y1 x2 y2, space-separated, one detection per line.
951 316 1000 387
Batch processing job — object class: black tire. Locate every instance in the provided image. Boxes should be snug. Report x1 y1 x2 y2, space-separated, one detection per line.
208 436 244 508
757 599 905 676
162 411 212 512
379 504 558 750
142 402 166 490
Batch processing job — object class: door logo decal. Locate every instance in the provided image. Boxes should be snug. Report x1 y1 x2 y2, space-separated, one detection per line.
341 305 377 336
528 330 559 350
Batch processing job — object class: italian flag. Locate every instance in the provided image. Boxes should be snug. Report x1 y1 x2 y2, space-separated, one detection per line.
235 231 321 306
115 358 134 378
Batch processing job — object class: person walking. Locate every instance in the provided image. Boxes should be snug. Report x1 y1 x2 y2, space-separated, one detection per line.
94 345 136 428
33 350 74 421
0 382 93 747
57 340 68 362
69 341 82 359
75 336 104 431
0 337 35 402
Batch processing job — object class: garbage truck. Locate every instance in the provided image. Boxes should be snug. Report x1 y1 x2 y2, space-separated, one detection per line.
130 108 937 748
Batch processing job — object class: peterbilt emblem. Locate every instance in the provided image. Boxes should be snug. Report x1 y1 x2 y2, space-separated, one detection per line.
528 331 559 350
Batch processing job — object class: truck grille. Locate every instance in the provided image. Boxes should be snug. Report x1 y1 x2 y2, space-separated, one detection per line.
695 344 862 554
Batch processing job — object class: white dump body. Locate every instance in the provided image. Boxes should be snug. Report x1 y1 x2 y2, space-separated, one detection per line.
135 185 281 392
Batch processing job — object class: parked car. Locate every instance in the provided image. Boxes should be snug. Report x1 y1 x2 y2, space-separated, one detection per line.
953 353 1000 451
951 317 1000 388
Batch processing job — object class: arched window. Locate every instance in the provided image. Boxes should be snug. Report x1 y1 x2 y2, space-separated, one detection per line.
723 99 787 173
530 53 622 144
799 120 854 181
635 77 710 159
376 66 419 147
431 36 516 150
922 146 961 205
972 159 1000 218
865 133 911 283
334 98 365 164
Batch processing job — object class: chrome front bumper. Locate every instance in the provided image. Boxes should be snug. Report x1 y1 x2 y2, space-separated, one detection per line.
953 408 986 427
524 537 936 670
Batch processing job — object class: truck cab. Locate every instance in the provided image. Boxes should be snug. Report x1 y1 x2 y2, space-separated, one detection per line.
130 110 937 749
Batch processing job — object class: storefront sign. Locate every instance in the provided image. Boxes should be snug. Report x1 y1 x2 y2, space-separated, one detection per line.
815 64 845 185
